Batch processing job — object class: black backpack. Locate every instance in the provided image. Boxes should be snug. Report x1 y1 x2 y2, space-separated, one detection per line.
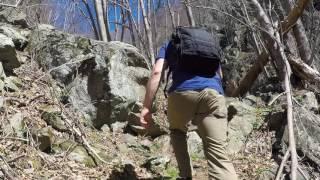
167 26 222 76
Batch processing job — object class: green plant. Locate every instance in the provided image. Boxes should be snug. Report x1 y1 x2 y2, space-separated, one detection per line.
164 165 179 179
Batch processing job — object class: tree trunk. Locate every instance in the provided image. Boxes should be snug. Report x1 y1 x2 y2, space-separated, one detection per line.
124 0 146 49
81 0 100 40
113 0 118 41
152 0 158 52
102 0 112 41
167 0 176 29
249 1 298 179
281 0 312 65
232 0 312 97
184 0 195 26
139 0 155 64
120 0 126 42
125 1 136 46
94 0 108 41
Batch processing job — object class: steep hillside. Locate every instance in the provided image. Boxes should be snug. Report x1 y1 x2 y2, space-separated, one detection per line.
0 7 319 180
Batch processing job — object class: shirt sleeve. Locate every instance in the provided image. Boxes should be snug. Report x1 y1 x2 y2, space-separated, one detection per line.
156 42 168 61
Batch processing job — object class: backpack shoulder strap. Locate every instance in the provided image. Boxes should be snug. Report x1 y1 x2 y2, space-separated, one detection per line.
163 67 172 98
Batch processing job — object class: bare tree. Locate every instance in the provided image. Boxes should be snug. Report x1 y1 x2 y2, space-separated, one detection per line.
94 0 110 41
281 0 312 65
77 0 99 39
139 0 155 64
167 0 176 28
102 0 112 41
183 0 195 26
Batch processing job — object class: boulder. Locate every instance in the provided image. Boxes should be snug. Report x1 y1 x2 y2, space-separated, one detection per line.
269 90 320 167
226 98 264 154
109 163 141 180
127 112 166 137
52 139 96 167
0 7 28 28
31 127 55 152
4 112 25 137
295 90 318 112
111 121 127 133
0 25 28 50
0 34 20 74
52 139 111 167
38 105 68 132
3 76 22 92
282 105 320 167
143 156 171 175
187 131 205 159
151 135 171 154
28 25 150 128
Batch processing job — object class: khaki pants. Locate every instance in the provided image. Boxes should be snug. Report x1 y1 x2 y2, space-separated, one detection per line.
168 89 237 180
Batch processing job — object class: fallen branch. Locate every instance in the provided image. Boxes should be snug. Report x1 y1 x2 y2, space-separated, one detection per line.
0 0 23 7
281 0 311 34
231 0 312 97
61 111 107 164
7 155 25 164
288 55 320 83
248 0 299 179
231 52 269 97
0 156 16 180
267 92 286 106
275 149 290 180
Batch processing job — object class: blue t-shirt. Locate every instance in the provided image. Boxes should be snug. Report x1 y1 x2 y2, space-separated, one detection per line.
157 42 224 94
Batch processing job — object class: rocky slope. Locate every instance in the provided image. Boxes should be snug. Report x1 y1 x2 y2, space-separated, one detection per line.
0 7 319 180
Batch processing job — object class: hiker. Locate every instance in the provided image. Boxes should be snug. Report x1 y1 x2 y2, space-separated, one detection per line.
140 27 238 180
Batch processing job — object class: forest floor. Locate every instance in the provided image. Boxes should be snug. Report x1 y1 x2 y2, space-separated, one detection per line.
0 57 274 180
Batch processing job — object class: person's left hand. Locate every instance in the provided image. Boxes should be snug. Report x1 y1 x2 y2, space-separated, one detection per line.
140 107 152 128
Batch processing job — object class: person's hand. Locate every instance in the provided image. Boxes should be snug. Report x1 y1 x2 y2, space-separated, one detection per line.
140 107 152 128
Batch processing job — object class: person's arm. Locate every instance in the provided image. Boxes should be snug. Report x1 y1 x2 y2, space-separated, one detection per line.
140 58 167 127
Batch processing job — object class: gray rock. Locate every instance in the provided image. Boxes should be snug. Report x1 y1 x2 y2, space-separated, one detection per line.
152 135 171 154
32 127 55 151
117 143 129 153
143 156 171 174
122 133 138 146
282 105 320 167
0 7 28 28
127 112 166 137
257 164 309 180
187 131 204 159
38 105 68 132
5 112 25 137
0 34 20 74
52 139 96 167
109 162 141 180
101 124 111 133
3 76 22 91
28 26 150 128
111 121 127 133
0 25 28 50
295 90 318 112
271 91 320 167
226 98 261 154
257 165 277 180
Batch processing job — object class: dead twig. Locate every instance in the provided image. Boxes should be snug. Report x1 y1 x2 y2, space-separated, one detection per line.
61 111 107 164
7 155 25 164
268 92 286 106
275 149 290 180
27 94 45 104
0 156 16 180
0 137 29 142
